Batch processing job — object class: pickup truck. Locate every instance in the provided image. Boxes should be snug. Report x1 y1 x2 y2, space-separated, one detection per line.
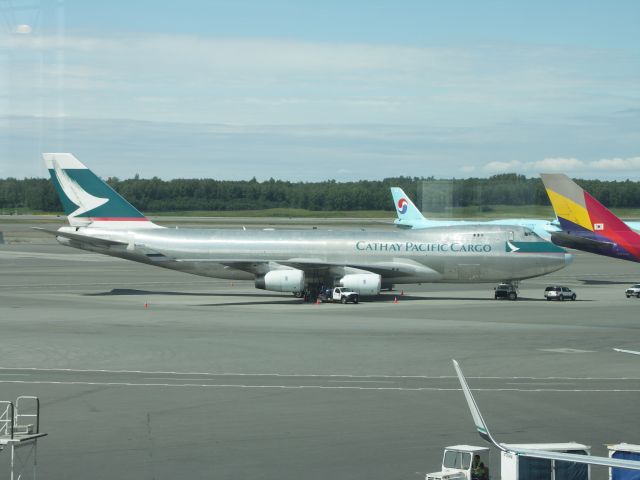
625 284 640 298
319 287 359 304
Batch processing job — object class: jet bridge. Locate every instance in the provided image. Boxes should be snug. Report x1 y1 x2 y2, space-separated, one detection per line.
0 396 47 480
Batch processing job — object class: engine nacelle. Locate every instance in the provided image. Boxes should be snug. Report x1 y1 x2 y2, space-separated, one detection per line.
255 269 305 293
339 273 381 296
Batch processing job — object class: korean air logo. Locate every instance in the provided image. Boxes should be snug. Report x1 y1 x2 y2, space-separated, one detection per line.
397 198 408 214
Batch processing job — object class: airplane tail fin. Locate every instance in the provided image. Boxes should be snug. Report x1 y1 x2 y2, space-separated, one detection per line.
540 173 640 261
390 187 428 227
44 153 159 229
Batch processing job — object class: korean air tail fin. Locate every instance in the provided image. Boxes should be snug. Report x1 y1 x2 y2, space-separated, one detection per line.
44 153 159 229
390 187 428 228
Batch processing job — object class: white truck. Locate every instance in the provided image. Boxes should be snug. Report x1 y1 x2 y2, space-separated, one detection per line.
319 287 359 304
426 443 591 480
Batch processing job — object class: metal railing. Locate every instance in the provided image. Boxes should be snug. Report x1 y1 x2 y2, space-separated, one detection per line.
15 397 39 435
0 401 15 439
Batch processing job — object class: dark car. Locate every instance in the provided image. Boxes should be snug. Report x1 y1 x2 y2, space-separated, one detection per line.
494 284 518 300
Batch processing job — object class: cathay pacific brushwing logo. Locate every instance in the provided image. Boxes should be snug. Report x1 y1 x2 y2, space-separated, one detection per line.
506 240 520 253
52 159 108 218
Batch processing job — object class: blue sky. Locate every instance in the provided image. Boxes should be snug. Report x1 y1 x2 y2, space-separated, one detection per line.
1 0 639 180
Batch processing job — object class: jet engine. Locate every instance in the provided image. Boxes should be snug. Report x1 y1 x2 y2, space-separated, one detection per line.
255 269 305 293
339 273 381 295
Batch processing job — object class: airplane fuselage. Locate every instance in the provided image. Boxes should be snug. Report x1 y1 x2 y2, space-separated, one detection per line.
56 224 571 287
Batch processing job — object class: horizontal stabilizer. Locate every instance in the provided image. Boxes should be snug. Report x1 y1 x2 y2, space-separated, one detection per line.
33 228 128 247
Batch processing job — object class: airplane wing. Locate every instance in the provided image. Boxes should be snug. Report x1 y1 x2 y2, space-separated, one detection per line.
614 348 640 356
34 228 129 247
177 257 440 279
452 359 640 471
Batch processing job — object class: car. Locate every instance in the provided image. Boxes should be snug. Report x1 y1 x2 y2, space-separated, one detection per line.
625 284 640 298
544 285 576 301
494 283 518 300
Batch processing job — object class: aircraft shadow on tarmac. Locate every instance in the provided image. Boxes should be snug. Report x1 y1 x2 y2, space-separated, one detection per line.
579 279 635 285
84 289 589 305
85 288 285 298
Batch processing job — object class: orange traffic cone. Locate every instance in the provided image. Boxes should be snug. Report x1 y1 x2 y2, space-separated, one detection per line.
393 297 398 304
144 302 149 309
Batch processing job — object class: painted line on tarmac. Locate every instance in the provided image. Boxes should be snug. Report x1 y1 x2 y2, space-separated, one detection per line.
1 366 640 381
1 380 640 392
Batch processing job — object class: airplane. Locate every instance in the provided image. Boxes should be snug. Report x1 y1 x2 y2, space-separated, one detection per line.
453 359 640 472
38 153 572 299
390 187 560 241
541 174 640 263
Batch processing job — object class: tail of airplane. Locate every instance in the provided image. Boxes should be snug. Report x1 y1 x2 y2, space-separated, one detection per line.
390 187 428 228
540 173 640 262
44 153 158 229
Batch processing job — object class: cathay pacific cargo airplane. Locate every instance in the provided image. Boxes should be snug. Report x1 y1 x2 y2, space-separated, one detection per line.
390 187 560 240
38 154 572 299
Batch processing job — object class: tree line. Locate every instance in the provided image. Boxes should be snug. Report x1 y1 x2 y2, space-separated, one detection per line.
1 173 640 213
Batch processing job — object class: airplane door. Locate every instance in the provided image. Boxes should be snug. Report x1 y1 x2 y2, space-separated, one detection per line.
508 230 515 241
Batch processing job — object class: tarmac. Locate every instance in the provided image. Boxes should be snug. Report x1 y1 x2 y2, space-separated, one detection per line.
1 220 639 479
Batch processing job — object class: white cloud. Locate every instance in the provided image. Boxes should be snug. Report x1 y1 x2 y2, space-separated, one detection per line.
589 157 640 170
482 156 640 175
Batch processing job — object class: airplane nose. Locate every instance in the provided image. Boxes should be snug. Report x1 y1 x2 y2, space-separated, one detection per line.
564 253 574 265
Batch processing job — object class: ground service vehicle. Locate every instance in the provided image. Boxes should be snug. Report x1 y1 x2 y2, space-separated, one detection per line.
426 443 591 480
625 284 640 298
544 286 576 301
319 287 359 304
494 284 518 300
608 444 640 480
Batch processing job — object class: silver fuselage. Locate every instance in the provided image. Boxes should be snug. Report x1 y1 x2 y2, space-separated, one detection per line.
56 224 571 286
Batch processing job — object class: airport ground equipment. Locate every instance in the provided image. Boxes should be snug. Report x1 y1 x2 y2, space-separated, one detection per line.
318 286 359 304
426 443 590 480
0 396 47 480
624 284 640 298
608 444 640 480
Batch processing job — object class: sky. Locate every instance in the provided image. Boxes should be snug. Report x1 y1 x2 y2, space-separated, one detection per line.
1 0 639 181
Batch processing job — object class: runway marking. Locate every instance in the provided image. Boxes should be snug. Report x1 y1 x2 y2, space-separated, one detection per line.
0 380 639 392
0 373 30 376
1 367 640 381
540 348 595 354
327 380 396 384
